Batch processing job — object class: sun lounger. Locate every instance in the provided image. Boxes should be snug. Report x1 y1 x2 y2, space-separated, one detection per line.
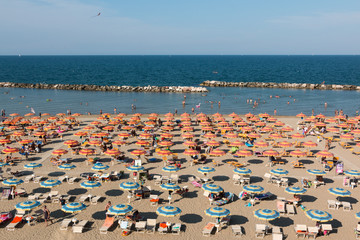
149 194 159 206
277 201 286 215
68 177 79 184
120 220 132 231
254 192 274 201
158 222 169 234
33 176 43 183
99 215 115 234
6 214 23 231
146 219 156 234
135 221 146 233
294 224 307 238
256 224 269 238
171 223 181 235
327 200 336 210
231 225 244 237
58 176 68 182
60 218 72 230
202 222 215 237
28 193 42 200
153 175 162 186
355 224 360 239
342 201 352 211
79 194 91 202
73 220 89 233
212 192 234 206
1 188 10 201
307 227 318 239
286 204 296 215
24 175 34 183
91 195 101 205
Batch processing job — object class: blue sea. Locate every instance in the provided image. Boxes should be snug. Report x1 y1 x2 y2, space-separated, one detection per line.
0 55 360 116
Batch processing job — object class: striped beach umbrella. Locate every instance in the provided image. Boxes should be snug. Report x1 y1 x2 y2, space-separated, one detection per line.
198 166 215 174
302 141 317 148
118 132 131 138
248 133 261 139
119 182 140 191
254 141 269 148
229 140 245 147
328 188 351 197
113 140 127 146
92 163 110 171
305 209 332 222
40 179 61 188
24 163 42 169
62 202 86 213
2 147 19 154
3 178 24 186
51 149 68 156
183 149 200 156
162 166 180 172
158 140 174 147
15 200 41 211
104 149 121 156
33 131 46 137
79 149 95 156
183 141 197 147
235 149 253 157
205 207 230 218
290 150 306 157
160 183 181 191
58 164 76 170
270 168 289 176
131 149 146 156
182 133 195 139
262 150 279 157
224 132 237 138
344 170 360 177
291 133 305 139
209 149 226 156
277 141 293 148
296 113 306 118
206 140 221 147
63 140 79 146
269 133 283 139
281 126 294 132
88 140 102 146
157 150 173 156
0 139 11 144
234 168 252 175
254 209 280 221
204 132 216 138
80 180 102 189
74 131 88 136
202 183 224 193
285 187 307 195
307 169 326 176
243 185 264 194
156 206 181 217
83 126 95 131
181 126 193 132
107 204 133 215
126 165 145 172
135 140 150 146
315 150 334 158
161 133 174 139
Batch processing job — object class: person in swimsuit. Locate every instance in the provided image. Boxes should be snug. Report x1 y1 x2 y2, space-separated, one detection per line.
43 206 53 226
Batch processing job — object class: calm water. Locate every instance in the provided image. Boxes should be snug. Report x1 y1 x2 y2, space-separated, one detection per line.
0 55 360 116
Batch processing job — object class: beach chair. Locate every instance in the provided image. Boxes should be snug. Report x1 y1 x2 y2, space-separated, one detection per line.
277 201 286 215
355 223 360 239
91 195 102 205
170 174 179 183
6 214 23 231
100 215 115 234
172 223 181 235
202 222 215 237
254 192 274 201
149 194 159 206
1 188 11 201
158 222 169 234
73 220 89 233
58 176 68 182
255 224 267 238
286 204 296 215
28 193 42 200
342 201 352 211
294 224 307 238
68 177 79 184
33 176 43 183
60 218 72 230
264 173 273 184
327 200 336 210
233 174 241 185
153 175 162 186
135 221 146 233
79 194 91 202
307 227 318 239
272 227 284 240
146 219 156 234
231 225 244 237
120 220 132 232
24 175 34 183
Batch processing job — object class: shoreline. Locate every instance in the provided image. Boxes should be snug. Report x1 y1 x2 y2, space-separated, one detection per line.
200 80 360 91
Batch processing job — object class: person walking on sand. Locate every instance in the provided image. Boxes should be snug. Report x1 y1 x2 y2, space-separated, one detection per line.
105 201 112 212
43 206 53 226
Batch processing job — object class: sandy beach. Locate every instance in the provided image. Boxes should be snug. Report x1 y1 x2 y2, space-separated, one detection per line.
1 113 359 240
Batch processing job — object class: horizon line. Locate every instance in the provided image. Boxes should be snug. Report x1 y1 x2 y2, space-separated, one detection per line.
1 54 360 57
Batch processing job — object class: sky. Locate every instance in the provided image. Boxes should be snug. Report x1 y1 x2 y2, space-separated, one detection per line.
1 0 360 55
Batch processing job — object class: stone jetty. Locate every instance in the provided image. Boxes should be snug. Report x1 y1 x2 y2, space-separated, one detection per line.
200 80 360 91
0 82 208 93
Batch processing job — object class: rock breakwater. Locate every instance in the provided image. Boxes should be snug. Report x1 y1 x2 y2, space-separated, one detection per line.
200 80 360 91
0 82 208 93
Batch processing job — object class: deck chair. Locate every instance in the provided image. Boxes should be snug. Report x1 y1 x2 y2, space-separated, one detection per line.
79 195 91 202
273 232 284 240
327 200 336 210
99 215 115 234
149 195 159 206
170 174 179 183
233 174 241 185
294 225 307 238
355 223 360 239
58 176 68 182
202 222 215 237
277 201 286 215
153 175 162 186
60 218 72 230
286 204 296 215
255 224 266 238
135 221 146 233
68 177 79 184
231 225 244 237
146 219 156 234
73 220 89 233
33 176 43 183
172 223 181 235
91 196 101 205
6 214 23 231
342 201 352 211
1 188 11 201
158 222 168 234
24 175 34 183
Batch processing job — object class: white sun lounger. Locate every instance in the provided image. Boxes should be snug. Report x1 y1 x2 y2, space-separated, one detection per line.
91 196 101 205
231 225 244 237
60 219 72 230
73 220 89 233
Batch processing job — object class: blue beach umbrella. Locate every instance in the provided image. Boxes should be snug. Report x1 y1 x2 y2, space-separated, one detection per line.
15 200 41 211
243 185 264 194
285 187 307 195
58 164 76 170
307 169 326 176
40 179 61 188
0 163 9 167
305 209 333 222
198 166 215 174
91 163 109 171
24 163 42 169
162 166 180 173
202 183 224 193
119 181 140 191
107 204 133 215
234 167 252 175
344 170 360 177
3 178 24 186
80 180 101 189
61 202 86 213
328 187 351 197
254 209 280 221
270 168 289 176
160 183 180 191
355 212 360 219
156 206 182 217
205 207 230 218
126 165 145 172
